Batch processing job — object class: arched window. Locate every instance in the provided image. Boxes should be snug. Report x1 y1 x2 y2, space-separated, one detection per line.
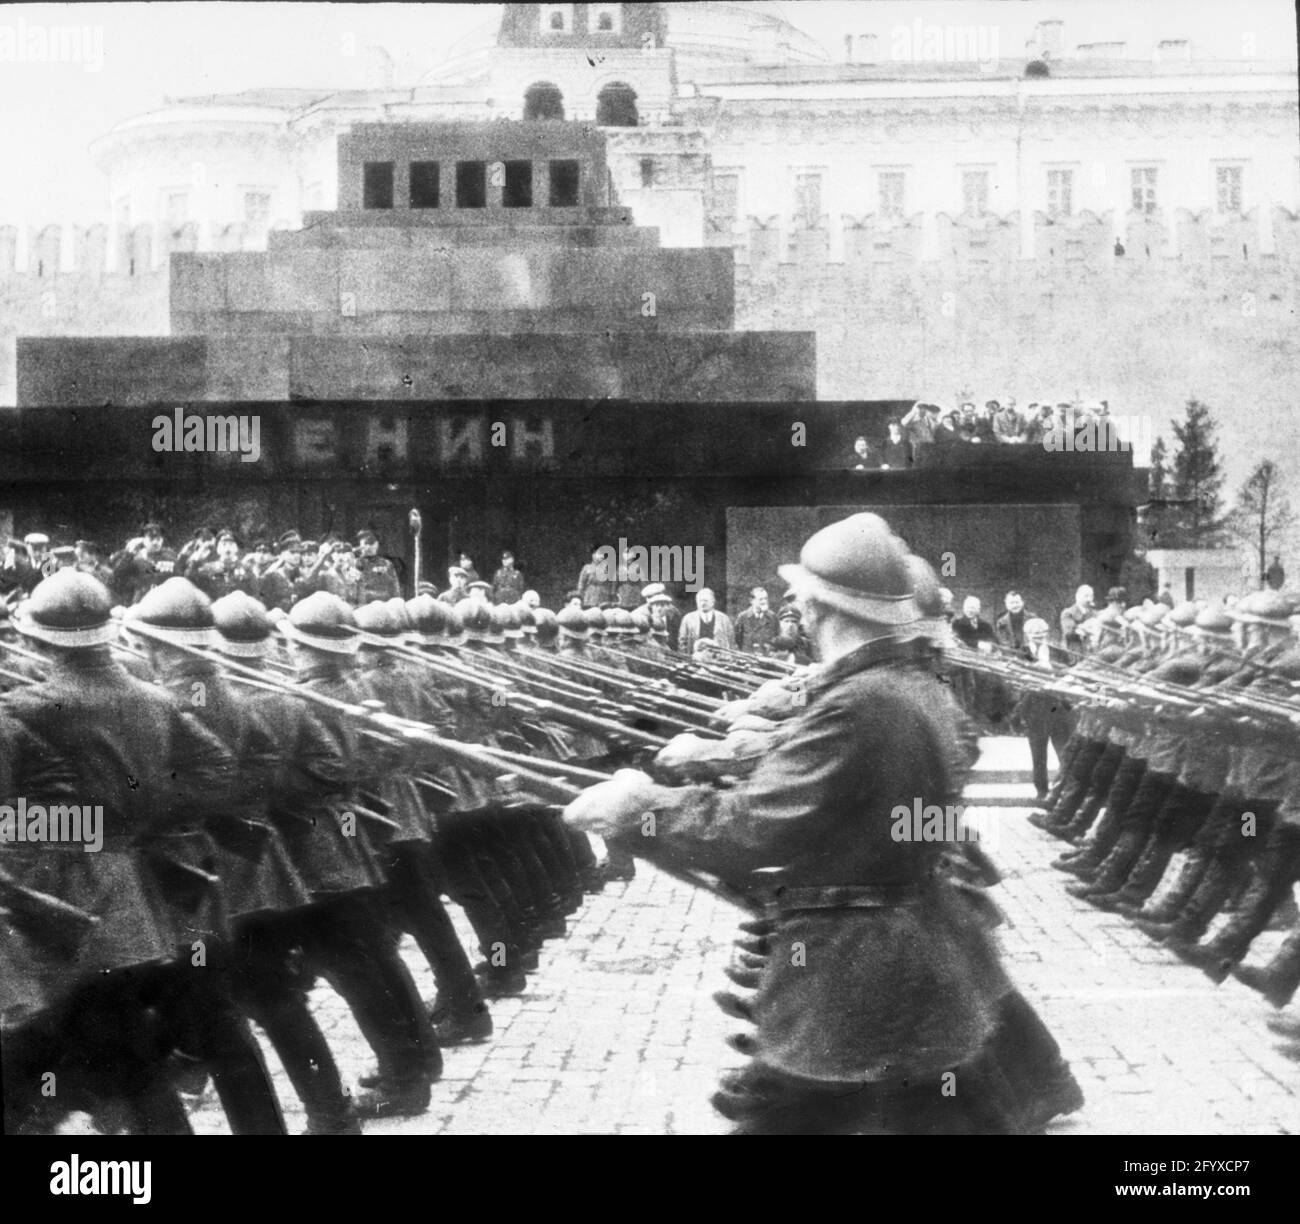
524 82 565 121
596 81 638 127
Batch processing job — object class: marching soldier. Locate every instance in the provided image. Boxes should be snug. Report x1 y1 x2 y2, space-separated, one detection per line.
132 580 366 1134
352 600 494 1045
563 513 1044 1134
280 591 442 1116
1 570 254 1134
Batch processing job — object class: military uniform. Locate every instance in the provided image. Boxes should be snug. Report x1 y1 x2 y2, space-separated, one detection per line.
282 591 441 1117
565 514 1070 1134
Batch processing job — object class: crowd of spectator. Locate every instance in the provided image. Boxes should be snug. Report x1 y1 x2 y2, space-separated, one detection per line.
851 397 1115 469
0 524 536 613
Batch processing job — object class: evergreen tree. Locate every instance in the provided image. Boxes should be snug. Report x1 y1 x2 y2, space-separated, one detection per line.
1168 399 1227 545
1147 435 1168 499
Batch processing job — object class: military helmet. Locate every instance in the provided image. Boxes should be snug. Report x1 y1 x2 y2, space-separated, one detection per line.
533 607 560 645
354 600 406 643
778 513 916 626
1228 589 1294 627
126 576 217 647
212 590 272 658
284 592 360 654
557 606 590 639
1192 608 1234 637
406 594 446 644
15 570 117 648
459 600 494 642
495 604 523 640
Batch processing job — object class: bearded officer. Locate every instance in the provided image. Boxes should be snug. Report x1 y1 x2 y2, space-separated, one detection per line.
564 513 1017 1134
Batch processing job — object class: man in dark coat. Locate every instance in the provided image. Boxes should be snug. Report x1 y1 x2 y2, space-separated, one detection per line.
563 513 1025 1134
952 596 995 649
1012 617 1077 800
994 591 1033 652
734 586 780 655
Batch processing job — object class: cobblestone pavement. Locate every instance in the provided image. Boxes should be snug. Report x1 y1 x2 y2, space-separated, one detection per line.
185 738 1298 1135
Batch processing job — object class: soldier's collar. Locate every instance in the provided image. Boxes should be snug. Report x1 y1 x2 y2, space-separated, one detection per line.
48 647 120 674
805 634 921 692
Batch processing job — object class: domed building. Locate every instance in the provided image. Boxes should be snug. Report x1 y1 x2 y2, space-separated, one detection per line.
87 3 833 264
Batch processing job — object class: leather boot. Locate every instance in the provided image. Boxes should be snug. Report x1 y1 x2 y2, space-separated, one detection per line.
1231 927 1300 1009
1123 848 1208 920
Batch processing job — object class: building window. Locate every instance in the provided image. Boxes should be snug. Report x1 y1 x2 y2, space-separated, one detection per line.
878 171 905 219
961 170 989 217
540 4 572 33
709 172 739 225
639 158 656 189
549 160 580 207
596 81 638 127
591 4 621 34
503 160 533 208
1131 167 1158 214
363 162 395 210
524 82 565 121
456 161 487 209
1215 165 1243 215
794 172 823 230
1046 169 1073 218
410 162 440 209
243 191 271 225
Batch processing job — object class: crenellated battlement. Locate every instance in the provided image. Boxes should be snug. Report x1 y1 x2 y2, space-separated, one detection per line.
4 205 1298 282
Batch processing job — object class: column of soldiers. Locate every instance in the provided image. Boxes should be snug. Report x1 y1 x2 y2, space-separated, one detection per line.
950 589 1300 1055
1 510 1099 1135
0 566 705 1133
